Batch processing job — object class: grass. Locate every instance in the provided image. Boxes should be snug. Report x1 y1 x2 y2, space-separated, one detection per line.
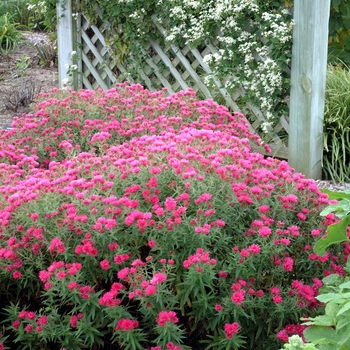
323 64 350 183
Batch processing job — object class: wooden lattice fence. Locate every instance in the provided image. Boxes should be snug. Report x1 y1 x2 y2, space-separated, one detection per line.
57 0 330 178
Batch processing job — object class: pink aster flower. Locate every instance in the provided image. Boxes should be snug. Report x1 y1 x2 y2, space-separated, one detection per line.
157 311 178 326
150 272 167 285
116 319 139 331
231 290 245 305
283 257 294 272
224 322 240 339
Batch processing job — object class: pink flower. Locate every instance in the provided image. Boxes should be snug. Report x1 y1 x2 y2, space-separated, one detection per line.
231 290 245 305
248 243 261 255
224 322 240 339
166 342 182 350
231 283 241 291
116 319 139 331
258 205 270 213
114 253 130 264
13 320 21 329
297 212 307 221
216 219 225 226
108 242 119 251
218 270 228 278
270 287 280 295
68 281 79 290
70 315 78 328
164 197 177 211
100 259 110 270
157 311 179 326
37 315 49 326
276 330 289 342
117 267 130 280
256 290 264 297
27 311 35 320
215 304 223 311
280 238 290 245
56 271 66 279
150 272 167 285
273 295 283 304
258 226 271 237
283 257 294 272
281 194 298 203
145 285 157 296
25 324 33 333
12 271 21 279
240 249 249 258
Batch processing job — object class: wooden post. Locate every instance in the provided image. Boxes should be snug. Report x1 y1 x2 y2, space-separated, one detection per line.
289 0 331 179
57 0 75 89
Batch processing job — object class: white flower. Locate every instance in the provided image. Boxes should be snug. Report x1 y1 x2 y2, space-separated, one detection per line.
62 77 69 89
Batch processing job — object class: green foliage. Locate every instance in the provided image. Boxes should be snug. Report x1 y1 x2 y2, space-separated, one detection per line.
298 189 350 349
0 13 22 54
15 55 31 77
301 264 350 350
323 65 350 183
32 41 57 67
314 189 350 255
0 0 32 27
26 0 58 32
329 0 350 66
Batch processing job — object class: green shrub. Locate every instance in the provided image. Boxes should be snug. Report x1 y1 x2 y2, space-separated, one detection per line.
0 0 30 26
0 13 22 54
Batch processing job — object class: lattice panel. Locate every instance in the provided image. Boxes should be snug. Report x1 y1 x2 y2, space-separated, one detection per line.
79 14 125 90
76 13 289 158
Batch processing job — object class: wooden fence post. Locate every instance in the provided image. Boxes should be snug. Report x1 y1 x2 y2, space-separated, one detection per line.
57 0 76 89
289 0 331 179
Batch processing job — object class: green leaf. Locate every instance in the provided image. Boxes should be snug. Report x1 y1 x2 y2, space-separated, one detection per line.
320 199 350 218
337 301 350 316
313 215 350 255
323 273 344 286
304 326 338 344
335 317 350 331
339 281 350 289
320 202 346 216
320 188 350 200
336 325 350 345
317 292 350 303
302 314 335 326
331 0 343 7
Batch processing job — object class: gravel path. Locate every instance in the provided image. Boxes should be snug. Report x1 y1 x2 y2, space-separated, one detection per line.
315 179 350 192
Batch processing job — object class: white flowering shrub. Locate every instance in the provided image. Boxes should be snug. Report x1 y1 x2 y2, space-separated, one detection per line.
158 0 293 129
77 0 293 133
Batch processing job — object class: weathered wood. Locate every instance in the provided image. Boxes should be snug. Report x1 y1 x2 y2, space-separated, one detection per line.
57 0 74 88
289 0 331 179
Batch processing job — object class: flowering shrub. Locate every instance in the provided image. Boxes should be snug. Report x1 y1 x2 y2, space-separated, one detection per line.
0 83 346 349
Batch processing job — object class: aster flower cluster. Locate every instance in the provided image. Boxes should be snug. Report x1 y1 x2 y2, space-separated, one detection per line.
0 83 345 349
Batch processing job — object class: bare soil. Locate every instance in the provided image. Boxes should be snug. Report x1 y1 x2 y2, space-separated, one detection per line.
0 32 58 129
